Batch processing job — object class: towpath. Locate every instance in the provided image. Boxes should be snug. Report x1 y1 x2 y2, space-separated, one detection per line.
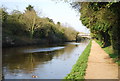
85 40 118 79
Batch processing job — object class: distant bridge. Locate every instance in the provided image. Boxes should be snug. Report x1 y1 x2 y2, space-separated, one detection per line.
78 33 91 39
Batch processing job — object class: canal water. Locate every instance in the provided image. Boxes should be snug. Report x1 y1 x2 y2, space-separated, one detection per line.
3 40 89 79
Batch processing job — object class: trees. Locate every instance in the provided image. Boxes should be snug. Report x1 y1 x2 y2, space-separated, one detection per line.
78 2 120 55
22 5 40 38
0 8 8 23
57 22 61 26
46 17 54 23
26 5 34 11
2 5 80 47
63 27 78 41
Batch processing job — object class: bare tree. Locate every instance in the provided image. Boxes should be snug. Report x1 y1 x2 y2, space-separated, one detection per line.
22 5 40 38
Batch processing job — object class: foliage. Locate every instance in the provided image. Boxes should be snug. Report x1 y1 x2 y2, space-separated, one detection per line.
64 41 91 80
26 5 34 11
78 2 120 57
21 5 40 38
33 22 66 43
2 5 80 47
57 21 61 26
0 7 8 23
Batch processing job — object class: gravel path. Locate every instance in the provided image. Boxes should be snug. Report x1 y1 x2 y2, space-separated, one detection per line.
85 40 118 79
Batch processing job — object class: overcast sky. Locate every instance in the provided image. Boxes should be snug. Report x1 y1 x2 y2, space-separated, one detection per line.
0 0 90 33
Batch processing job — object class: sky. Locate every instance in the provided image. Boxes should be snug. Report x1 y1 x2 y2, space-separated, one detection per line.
0 0 90 33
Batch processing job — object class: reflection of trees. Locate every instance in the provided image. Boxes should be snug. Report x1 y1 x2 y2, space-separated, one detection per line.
53 44 77 60
2 42 85 74
3 52 54 73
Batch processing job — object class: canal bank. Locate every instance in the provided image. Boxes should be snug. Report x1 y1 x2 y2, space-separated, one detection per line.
65 40 91 80
65 40 118 80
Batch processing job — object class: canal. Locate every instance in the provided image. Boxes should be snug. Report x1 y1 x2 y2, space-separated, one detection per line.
3 40 89 79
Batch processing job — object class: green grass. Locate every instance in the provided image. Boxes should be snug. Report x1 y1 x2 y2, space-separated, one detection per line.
64 41 92 80
96 40 120 66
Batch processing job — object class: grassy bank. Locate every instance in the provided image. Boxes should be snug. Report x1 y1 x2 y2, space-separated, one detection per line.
96 40 120 66
64 40 92 80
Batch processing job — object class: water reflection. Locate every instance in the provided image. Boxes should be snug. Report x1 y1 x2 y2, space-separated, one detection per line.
3 40 89 79
24 47 65 53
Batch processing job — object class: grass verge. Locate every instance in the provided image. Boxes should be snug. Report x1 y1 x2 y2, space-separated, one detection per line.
64 40 92 80
96 40 120 66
